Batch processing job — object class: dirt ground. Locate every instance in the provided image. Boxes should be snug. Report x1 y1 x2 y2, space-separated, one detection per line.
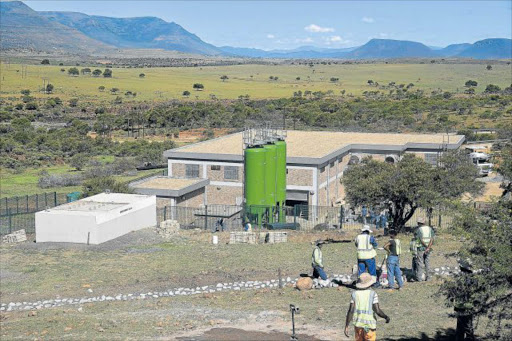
0 227 474 340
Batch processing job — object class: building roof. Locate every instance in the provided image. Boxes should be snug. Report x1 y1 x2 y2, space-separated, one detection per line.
130 176 209 198
164 130 465 166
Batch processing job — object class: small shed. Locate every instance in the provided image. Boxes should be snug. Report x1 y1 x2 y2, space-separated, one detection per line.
35 193 156 244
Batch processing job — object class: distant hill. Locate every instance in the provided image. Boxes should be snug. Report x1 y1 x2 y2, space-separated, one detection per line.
345 39 435 59
1 1 511 60
40 11 223 55
437 43 472 57
456 38 512 59
0 1 112 53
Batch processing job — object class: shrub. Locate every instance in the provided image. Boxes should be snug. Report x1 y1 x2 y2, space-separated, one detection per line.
82 176 133 197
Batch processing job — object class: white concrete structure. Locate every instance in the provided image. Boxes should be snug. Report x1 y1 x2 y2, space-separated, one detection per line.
35 193 156 244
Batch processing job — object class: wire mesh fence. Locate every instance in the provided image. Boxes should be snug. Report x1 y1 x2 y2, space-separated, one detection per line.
0 192 79 236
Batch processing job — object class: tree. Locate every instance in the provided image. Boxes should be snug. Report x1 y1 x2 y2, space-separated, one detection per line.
343 152 482 231
92 69 102 77
82 176 133 197
465 80 478 87
182 90 191 97
220 75 229 82
269 76 274 80
193 83 204 91
464 88 475 95
98 86 105 92
25 102 38 110
484 84 501 93
68 67 79 76
45 83 54 94
41 59 50 65
103 69 112 78
139 73 145 78
110 88 119 94
367 80 374 85
486 64 492 71
81 68 91 75
20 89 30 96
69 98 79 107
439 200 512 340
296 77 301 81
330 77 339 82
70 154 87 171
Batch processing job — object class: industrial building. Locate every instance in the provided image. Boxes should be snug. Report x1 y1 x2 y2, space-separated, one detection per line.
132 130 465 209
35 193 156 244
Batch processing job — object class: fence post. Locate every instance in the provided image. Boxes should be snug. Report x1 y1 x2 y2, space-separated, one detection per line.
4 197 7 215
26 195 29 213
8 208 12 234
294 205 297 229
339 205 344 230
163 206 167 221
204 205 208 230
438 212 442 228
16 196 19 214
35 194 39 211
54 192 57 206
44 193 48 208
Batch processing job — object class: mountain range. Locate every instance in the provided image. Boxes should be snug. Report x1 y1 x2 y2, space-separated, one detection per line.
1 1 511 59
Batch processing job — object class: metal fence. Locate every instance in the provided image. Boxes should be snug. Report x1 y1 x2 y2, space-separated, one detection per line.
0 192 78 236
156 204 454 232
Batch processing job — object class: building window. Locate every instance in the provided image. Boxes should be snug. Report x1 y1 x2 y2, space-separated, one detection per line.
329 161 335 168
224 166 239 180
320 166 326 173
211 165 221 171
424 153 438 166
185 164 200 178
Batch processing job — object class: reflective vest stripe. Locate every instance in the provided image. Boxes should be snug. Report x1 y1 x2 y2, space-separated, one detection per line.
419 225 432 244
396 239 402 256
357 235 376 259
353 290 377 329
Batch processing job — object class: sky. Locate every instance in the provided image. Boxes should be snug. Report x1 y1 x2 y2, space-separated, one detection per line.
25 0 512 50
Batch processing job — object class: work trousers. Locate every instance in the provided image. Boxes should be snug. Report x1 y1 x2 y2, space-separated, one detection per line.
358 258 377 277
354 326 376 341
414 250 431 281
313 265 327 280
455 314 475 341
387 255 403 288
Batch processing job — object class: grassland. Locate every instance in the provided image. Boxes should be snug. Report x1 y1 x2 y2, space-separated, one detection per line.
0 165 162 198
1 62 510 102
0 229 477 340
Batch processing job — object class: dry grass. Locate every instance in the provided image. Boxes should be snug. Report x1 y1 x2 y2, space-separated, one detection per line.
175 130 465 158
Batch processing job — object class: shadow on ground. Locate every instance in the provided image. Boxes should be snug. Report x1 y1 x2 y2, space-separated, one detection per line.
381 328 457 341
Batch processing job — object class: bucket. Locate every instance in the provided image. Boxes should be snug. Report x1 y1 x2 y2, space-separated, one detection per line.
212 235 218 245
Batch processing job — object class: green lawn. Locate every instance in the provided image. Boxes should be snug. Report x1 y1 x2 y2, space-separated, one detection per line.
0 164 162 198
2 62 510 102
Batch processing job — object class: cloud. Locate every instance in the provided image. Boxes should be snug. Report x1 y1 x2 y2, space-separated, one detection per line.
304 24 335 33
266 34 275 39
362 16 375 23
322 36 351 45
295 37 314 43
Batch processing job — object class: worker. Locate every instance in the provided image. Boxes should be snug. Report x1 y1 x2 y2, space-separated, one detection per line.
383 230 403 290
244 220 252 232
344 273 391 341
312 240 329 287
409 235 419 280
414 217 434 282
355 225 378 284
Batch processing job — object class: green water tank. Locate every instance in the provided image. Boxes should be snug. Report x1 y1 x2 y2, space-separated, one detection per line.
244 146 267 207
263 143 277 223
275 140 287 205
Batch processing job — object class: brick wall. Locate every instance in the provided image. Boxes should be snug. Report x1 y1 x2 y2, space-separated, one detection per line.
287 168 313 186
177 188 205 207
206 185 243 206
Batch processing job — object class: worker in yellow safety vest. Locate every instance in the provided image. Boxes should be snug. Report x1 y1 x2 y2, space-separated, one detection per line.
344 273 390 341
355 225 378 284
414 217 435 282
383 230 403 290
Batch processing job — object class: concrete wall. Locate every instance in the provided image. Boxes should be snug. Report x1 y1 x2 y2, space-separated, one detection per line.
206 185 243 206
35 194 157 245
